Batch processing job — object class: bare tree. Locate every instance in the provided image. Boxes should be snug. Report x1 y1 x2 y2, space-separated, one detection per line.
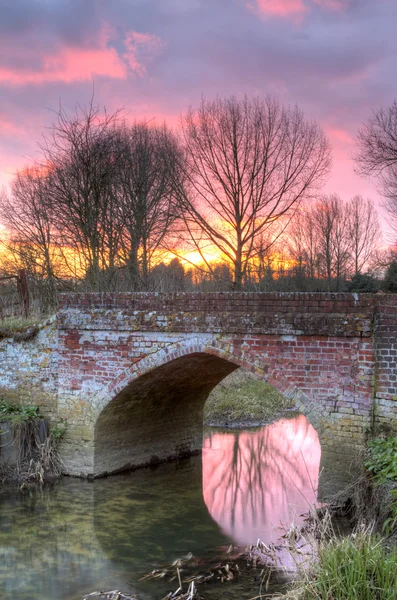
288 208 320 283
174 95 331 289
116 122 182 290
347 195 380 276
355 102 397 233
41 100 124 291
287 194 380 291
0 168 59 306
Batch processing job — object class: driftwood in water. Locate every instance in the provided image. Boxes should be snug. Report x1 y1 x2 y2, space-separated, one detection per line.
83 592 140 600
82 582 203 600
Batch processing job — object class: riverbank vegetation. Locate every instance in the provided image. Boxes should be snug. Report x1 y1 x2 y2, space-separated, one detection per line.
278 435 397 600
280 528 397 600
0 399 65 483
204 369 295 427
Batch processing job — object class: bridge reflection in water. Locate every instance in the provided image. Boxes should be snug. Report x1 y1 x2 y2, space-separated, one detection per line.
203 415 321 546
0 415 321 600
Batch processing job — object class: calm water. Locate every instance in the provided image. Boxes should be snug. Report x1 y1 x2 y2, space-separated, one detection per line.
0 415 321 600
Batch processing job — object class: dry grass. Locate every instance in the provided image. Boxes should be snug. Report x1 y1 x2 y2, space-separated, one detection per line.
0 315 41 331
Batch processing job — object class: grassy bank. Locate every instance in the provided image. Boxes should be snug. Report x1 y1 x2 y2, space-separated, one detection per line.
281 529 397 600
204 368 296 427
280 435 397 599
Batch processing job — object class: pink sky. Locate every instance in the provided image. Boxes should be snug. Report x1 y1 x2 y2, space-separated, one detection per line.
0 0 394 233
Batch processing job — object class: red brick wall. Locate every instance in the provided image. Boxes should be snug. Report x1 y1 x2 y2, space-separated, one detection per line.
374 296 397 431
0 291 377 483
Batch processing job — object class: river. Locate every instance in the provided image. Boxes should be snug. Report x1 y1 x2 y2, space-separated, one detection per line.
0 414 322 600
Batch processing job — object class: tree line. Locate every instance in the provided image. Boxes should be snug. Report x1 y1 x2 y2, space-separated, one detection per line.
1 93 396 311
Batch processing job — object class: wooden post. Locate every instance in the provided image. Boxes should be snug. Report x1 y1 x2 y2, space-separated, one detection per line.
18 269 30 318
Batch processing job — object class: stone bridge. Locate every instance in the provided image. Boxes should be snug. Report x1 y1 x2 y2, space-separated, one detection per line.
1 292 397 490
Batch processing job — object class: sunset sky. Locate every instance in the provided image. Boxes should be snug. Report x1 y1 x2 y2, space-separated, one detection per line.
0 0 395 228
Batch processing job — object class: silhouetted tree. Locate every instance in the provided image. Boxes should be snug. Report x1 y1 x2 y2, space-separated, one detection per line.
347 195 381 276
0 168 59 307
116 122 182 290
41 100 124 291
174 95 331 290
355 101 397 236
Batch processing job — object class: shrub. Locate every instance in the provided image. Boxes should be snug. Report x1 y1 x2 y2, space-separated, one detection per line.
347 273 379 293
364 437 397 483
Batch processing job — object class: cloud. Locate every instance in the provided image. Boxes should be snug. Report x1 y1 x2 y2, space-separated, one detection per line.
0 25 165 86
249 0 348 19
313 0 347 10
0 0 394 214
123 31 166 76
325 126 353 145
0 116 26 137
248 0 307 19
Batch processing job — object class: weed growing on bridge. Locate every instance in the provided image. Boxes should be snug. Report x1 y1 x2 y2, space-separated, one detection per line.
0 399 40 424
50 422 67 442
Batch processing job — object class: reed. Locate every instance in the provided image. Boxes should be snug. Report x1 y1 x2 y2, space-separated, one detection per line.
279 527 397 600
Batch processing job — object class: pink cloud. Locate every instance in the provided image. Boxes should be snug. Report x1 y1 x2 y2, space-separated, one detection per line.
0 26 165 86
248 0 347 19
123 31 165 76
250 0 307 18
0 116 26 137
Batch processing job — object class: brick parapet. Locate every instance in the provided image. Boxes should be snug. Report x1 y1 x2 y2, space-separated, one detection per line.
58 291 375 313
57 292 375 337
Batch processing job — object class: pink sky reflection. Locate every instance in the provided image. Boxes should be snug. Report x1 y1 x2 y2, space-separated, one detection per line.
202 415 321 547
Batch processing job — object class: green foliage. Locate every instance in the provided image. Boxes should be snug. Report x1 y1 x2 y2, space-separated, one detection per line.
364 437 397 483
0 399 40 424
51 422 66 442
363 437 397 537
348 273 379 293
293 533 397 600
382 489 397 536
383 261 397 292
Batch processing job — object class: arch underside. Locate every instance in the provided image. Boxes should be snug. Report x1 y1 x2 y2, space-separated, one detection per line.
94 352 238 476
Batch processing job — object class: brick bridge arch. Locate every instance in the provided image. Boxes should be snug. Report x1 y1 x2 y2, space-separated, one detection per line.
94 338 319 476
53 291 394 492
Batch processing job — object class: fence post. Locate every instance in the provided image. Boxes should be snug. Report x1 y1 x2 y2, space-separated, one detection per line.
18 269 30 318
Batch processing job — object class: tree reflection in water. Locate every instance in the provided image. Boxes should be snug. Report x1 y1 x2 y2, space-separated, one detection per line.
202 415 321 546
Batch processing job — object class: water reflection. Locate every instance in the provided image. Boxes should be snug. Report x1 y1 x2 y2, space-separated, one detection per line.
203 415 321 545
0 415 321 600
